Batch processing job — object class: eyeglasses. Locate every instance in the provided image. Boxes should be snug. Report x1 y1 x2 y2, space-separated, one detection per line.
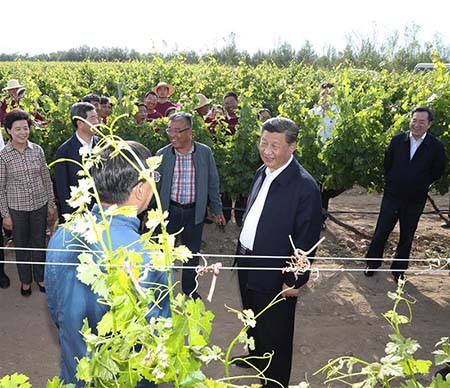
166 127 190 135
138 170 161 184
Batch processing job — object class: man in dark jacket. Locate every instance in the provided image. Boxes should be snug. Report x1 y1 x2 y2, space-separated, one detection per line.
235 117 322 387
54 102 99 221
365 106 446 281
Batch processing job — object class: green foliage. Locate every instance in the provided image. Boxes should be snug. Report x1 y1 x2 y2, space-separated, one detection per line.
314 279 450 388
3 59 450 196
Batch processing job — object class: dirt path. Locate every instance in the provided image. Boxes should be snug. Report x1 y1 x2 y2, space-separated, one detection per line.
0 190 449 386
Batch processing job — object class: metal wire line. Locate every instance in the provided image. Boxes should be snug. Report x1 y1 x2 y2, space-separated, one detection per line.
0 246 449 263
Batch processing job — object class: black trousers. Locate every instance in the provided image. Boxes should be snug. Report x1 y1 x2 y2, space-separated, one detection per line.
366 195 426 274
237 244 297 388
9 204 48 284
166 204 204 295
0 215 4 275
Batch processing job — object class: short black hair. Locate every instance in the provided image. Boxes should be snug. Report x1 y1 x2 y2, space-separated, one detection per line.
261 117 299 144
4 109 32 131
412 105 434 122
70 102 96 129
99 96 112 105
91 141 152 205
320 82 334 89
223 91 238 101
81 93 100 103
144 90 158 99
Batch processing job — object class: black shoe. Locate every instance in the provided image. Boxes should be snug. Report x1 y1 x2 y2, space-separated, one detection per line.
435 365 450 379
231 355 253 368
0 272 10 289
392 272 405 284
36 282 46 293
441 222 450 229
20 284 32 297
364 267 375 277
188 291 202 300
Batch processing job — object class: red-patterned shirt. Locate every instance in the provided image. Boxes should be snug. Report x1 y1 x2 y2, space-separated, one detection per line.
0 141 55 217
170 146 195 204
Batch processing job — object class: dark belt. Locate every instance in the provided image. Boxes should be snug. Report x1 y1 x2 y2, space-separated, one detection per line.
170 200 195 209
237 243 253 255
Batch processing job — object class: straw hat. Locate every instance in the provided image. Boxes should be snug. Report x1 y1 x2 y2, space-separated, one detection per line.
152 81 175 96
194 93 210 110
3 79 24 91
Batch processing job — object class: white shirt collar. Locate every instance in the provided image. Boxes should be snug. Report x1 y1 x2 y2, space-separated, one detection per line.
409 131 427 142
264 155 293 179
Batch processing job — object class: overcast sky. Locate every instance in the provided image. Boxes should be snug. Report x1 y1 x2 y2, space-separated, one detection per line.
2 0 449 55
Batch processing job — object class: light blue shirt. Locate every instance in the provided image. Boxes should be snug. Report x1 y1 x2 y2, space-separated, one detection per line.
45 205 170 387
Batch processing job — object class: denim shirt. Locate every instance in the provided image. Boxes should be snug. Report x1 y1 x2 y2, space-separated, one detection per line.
45 205 171 387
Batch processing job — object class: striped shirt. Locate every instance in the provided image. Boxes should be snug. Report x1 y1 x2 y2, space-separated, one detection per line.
0 141 55 217
170 146 195 204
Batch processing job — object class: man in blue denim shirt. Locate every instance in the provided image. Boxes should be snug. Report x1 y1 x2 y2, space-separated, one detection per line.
46 141 170 387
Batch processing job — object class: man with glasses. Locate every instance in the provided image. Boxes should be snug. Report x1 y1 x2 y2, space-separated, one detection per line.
156 112 225 299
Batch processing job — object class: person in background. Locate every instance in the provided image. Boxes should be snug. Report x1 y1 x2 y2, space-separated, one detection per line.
194 93 211 117
0 109 56 296
99 96 113 124
365 106 446 282
221 92 245 226
81 93 101 114
152 82 176 117
135 102 149 124
165 106 177 118
46 141 169 388
258 108 271 122
0 79 47 127
144 91 164 121
54 102 99 222
235 117 322 387
156 112 225 298
312 82 344 229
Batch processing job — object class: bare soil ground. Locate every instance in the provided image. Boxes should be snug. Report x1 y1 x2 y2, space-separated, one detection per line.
0 189 449 387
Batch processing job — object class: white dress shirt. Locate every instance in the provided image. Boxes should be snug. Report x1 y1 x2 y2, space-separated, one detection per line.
76 132 94 154
239 156 293 250
410 132 426 160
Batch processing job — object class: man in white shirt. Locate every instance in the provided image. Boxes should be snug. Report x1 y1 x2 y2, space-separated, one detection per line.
365 106 446 282
234 117 322 388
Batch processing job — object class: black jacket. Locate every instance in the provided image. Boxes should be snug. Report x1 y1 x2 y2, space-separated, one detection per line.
239 158 322 292
384 131 446 203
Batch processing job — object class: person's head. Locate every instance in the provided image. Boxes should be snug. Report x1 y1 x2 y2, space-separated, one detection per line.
194 93 210 116
165 106 177 117
166 112 193 154
4 109 32 148
144 91 158 111
319 82 334 101
258 108 271 123
259 117 298 172
70 102 99 136
81 93 101 111
134 102 148 124
410 106 434 140
152 82 175 99
99 96 113 119
3 79 25 101
223 92 238 115
91 141 155 213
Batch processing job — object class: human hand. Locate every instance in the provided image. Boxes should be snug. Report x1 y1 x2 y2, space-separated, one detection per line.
213 213 226 226
2 216 13 231
48 207 57 222
282 283 300 298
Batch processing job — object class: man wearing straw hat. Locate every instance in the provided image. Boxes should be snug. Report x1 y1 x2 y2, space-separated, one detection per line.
152 81 176 117
0 79 47 127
